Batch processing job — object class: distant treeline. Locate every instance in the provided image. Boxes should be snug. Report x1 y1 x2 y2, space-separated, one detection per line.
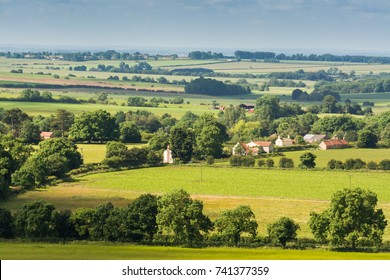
313 78 390 94
233 50 390 64
0 50 177 61
3 49 390 64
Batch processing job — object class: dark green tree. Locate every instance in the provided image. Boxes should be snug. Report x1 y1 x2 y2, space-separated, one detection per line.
127 194 158 241
156 189 212 243
214 205 258 245
51 109 75 137
119 122 141 143
299 152 317 169
255 95 281 122
19 121 41 144
196 123 228 158
267 217 300 248
148 131 169 152
2 108 31 136
279 157 294 168
0 208 14 238
54 209 76 242
14 200 56 239
70 110 119 143
170 126 195 163
309 188 387 249
357 130 378 148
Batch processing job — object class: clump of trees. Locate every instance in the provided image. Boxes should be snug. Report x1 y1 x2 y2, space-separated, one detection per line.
328 158 390 171
102 141 160 168
185 77 250 96
12 138 82 189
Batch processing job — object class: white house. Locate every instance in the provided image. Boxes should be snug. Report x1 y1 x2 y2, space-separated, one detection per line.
163 145 173 163
275 135 293 147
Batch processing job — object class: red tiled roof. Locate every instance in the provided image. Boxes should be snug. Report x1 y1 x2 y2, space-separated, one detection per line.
323 139 349 146
40 132 54 137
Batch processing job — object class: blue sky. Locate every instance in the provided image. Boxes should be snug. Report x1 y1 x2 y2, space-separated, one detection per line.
1 0 390 53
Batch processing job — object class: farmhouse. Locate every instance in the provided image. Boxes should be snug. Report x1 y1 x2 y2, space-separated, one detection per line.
303 134 326 143
232 141 274 155
275 135 293 147
40 131 54 140
319 139 349 150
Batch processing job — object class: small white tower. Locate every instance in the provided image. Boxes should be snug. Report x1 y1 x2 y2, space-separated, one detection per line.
163 145 173 164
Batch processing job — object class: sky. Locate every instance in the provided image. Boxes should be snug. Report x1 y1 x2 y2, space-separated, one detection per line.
1 0 390 54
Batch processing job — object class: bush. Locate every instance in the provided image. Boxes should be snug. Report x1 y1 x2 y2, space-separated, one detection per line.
366 161 378 170
265 158 274 168
241 156 255 167
206 156 215 165
378 159 390 170
257 159 265 167
327 159 344 170
230 155 242 167
279 157 294 168
267 217 300 248
0 208 14 238
344 158 366 170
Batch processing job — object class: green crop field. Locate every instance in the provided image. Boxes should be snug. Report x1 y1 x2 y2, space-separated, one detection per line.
1 242 389 260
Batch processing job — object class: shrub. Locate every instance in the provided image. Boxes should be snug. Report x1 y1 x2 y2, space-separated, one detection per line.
366 161 378 170
257 159 265 167
328 159 344 169
378 159 390 170
267 217 300 248
206 156 215 165
230 155 242 167
279 157 294 168
241 156 255 167
265 158 274 168
344 158 366 170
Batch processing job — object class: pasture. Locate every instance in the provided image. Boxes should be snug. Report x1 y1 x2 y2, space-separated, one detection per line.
283 148 390 168
2 165 390 239
1 242 390 260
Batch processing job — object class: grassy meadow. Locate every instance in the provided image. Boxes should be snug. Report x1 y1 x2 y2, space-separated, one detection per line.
2 165 390 240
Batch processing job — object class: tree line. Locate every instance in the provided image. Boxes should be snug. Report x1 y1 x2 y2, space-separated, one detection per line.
3 48 390 64
0 188 386 250
184 77 250 96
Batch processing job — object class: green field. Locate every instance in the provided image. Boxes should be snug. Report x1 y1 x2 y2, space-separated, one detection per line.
2 165 390 240
1 242 389 260
284 148 390 168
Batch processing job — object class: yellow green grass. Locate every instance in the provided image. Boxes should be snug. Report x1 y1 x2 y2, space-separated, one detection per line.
1 242 389 260
2 166 390 239
77 143 146 164
283 148 390 168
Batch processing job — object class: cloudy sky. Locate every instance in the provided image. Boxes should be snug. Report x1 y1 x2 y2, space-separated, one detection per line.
1 0 389 53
